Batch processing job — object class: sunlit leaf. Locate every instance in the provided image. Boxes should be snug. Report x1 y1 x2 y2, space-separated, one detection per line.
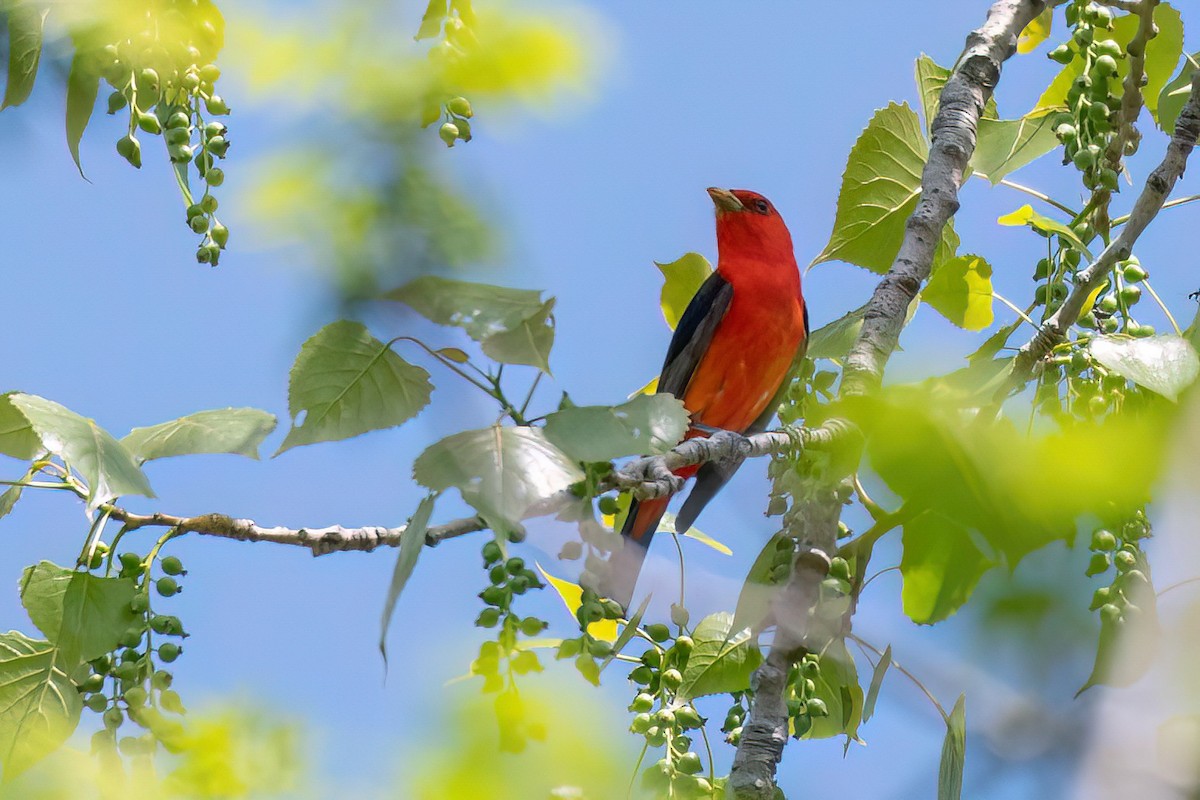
997 204 1092 258
535 564 618 642
1090 335 1200 401
914 54 998 136
0 631 81 780
677 612 761 700
379 495 436 665
862 644 891 723
0 393 38 460
1017 7 1052 54
8 394 153 510
972 111 1061 184
414 426 582 528
1157 52 1199 133
277 321 432 454
901 511 994 624
938 695 966 800
542 394 689 462
387 276 546 341
1 5 47 110
480 299 556 373
19 561 138 669
655 253 712 330
121 408 277 463
813 102 955 273
923 255 994 331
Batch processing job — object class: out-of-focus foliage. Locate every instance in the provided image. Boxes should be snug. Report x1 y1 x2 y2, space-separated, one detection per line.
232 0 596 301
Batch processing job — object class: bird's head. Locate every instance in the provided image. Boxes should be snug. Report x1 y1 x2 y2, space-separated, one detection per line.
707 187 795 268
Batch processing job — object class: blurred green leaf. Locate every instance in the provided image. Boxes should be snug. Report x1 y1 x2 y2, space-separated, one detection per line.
1157 52 1198 133
677 612 761 700
901 511 994 624
19 561 138 669
387 277 546 342
655 253 712 330
923 255 994 331
0 393 39 460
862 644 891 723
542 394 689 462
415 426 582 529
122 408 278 463
803 638 863 742
64 48 99 177
1078 551 1159 694
277 321 432 455
1090 335 1200 401
0 631 81 781
379 494 436 665
938 695 966 800
414 0 447 40
480 299 555 373
1 4 47 110
8 394 153 510
732 532 789 634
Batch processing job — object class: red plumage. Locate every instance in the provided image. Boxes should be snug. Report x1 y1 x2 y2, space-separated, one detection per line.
607 188 808 609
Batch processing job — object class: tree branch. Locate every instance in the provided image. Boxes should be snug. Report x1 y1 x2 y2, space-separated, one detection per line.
728 1 1046 796
1007 70 1200 387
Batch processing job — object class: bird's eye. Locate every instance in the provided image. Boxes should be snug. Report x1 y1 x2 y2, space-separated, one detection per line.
753 199 770 214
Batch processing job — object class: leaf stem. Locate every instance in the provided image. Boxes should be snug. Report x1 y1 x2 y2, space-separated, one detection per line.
993 291 1038 328
1112 193 1200 226
1141 278 1181 335
999 179 1078 217
391 336 494 395
850 634 947 722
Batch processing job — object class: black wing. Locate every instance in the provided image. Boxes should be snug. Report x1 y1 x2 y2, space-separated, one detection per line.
658 270 734 397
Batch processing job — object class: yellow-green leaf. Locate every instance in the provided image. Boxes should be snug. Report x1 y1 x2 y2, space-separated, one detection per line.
997 204 1092 259
1017 7 1052 54
971 111 1062 185
923 255 994 331
655 253 712 330
535 564 617 642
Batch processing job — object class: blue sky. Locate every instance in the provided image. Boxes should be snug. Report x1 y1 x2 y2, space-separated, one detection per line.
1 1 1197 797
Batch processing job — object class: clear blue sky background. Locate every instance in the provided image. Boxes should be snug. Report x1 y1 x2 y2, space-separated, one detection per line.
1 1 1197 797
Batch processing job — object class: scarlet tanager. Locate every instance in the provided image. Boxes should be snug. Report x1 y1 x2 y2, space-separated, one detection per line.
607 187 808 609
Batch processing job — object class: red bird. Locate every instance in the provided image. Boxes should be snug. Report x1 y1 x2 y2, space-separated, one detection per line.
607 188 809 609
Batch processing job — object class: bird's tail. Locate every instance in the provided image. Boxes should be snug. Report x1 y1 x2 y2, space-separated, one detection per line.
604 495 670 611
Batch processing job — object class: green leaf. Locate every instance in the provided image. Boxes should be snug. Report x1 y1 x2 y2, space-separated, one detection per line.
65 48 99 177
862 644 891 723
938 695 966 800
414 0 447 40
1089 335 1200 401
0 631 81 781
386 276 546 341
0 393 38 460
121 408 278 463
812 102 926 273
901 511 994 624
479 298 556 373
655 253 712 330
971 111 1062 185
414 426 583 528
1142 3 1184 120
542 394 689 462
1 5 47 110
677 612 761 700
1017 7 1052 54
914 55 998 136
8 394 153 511
19 561 139 669
997 204 1092 259
0 487 20 521
802 638 863 742
923 255 995 331
379 494 435 665
808 305 866 361
277 321 432 455
1078 551 1159 695
1157 52 1199 133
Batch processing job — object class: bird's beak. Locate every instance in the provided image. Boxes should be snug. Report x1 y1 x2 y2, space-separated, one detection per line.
707 187 744 214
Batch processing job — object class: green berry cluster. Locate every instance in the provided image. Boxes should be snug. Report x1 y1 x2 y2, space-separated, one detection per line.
784 655 831 739
418 0 479 148
1051 2 1129 193
627 625 713 798
94 1 231 264
84 548 189 761
471 536 548 691
555 586 625 685
1086 511 1153 626
1075 256 1154 337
